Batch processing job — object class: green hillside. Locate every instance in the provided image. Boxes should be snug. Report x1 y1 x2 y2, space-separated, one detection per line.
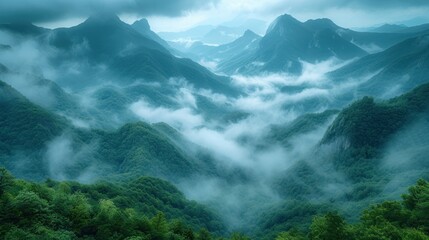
323 83 429 149
269 110 339 148
0 80 68 152
0 81 214 182
0 168 227 239
98 122 202 181
320 83 429 182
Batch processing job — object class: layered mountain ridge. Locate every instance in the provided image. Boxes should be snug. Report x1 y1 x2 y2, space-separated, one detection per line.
1 11 429 240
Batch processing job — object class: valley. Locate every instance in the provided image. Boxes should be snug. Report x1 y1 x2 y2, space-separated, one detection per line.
1 2 429 239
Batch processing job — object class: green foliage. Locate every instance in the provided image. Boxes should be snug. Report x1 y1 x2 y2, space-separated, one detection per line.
0 81 67 152
98 122 199 180
270 110 339 148
273 179 429 240
322 96 407 149
321 83 429 182
402 179 429 233
0 167 13 195
255 200 332 240
0 169 229 240
12 190 50 222
323 83 429 149
308 212 350 240
275 230 306 240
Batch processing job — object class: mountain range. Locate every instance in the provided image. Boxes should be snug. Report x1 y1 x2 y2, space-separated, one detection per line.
1 11 429 239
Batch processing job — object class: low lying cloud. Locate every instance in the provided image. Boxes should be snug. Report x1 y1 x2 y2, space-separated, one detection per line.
231 58 349 92
381 115 429 196
126 58 351 228
131 99 204 130
174 87 198 108
1 73 56 108
44 134 99 183
0 34 56 78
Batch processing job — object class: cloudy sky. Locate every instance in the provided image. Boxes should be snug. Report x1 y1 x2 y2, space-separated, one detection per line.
1 0 429 31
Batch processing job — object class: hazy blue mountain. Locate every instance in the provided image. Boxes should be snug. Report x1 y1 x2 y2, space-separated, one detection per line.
395 16 429 27
47 13 168 61
219 14 367 75
0 14 238 126
396 23 429 33
131 18 172 50
43 13 237 95
187 30 261 66
109 50 236 94
303 18 427 53
159 19 266 46
186 41 216 57
330 34 429 100
201 26 247 45
368 24 408 33
261 16 365 60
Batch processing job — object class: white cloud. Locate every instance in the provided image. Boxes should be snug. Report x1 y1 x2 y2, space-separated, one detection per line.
130 99 204 130
174 88 198 108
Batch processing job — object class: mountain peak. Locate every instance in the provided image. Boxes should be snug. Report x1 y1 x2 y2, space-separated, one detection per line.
278 14 300 23
243 29 259 38
132 18 151 31
266 14 303 35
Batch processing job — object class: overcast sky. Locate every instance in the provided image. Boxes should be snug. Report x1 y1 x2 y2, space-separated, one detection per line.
1 0 429 32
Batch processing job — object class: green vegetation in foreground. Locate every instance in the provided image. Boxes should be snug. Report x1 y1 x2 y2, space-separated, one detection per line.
0 168 234 240
275 179 429 240
2 167 429 240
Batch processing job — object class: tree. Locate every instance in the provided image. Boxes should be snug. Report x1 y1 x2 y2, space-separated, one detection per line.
12 190 49 223
402 179 429 232
309 212 349 240
276 230 306 240
0 168 13 196
361 201 409 227
197 228 212 240
401 228 429 240
354 221 402 240
150 212 169 240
